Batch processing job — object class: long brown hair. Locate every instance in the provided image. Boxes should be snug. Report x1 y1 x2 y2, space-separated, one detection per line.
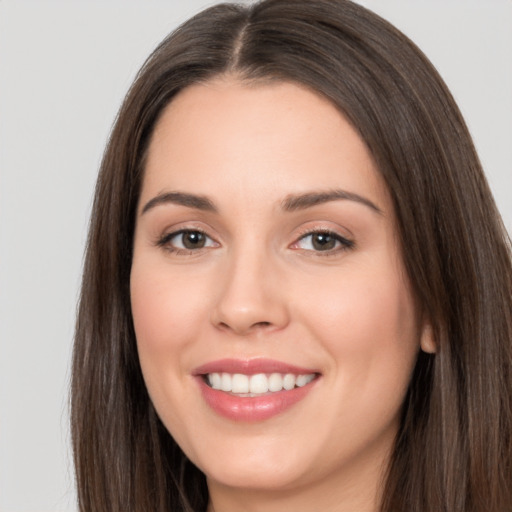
71 1 512 510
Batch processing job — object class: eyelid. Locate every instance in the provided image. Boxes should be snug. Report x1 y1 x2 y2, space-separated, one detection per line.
155 226 220 254
153 222 354 256
290 227 355 255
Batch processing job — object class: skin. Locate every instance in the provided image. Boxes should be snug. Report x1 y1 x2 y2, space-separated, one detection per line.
130 77 434 512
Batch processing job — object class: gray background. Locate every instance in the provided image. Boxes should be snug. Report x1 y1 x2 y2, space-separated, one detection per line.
1 1 510 511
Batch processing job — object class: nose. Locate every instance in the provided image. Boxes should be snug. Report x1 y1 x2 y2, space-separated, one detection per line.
211 247 290 336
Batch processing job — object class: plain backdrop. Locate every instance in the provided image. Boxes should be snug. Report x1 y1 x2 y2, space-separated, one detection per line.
0 1 511 511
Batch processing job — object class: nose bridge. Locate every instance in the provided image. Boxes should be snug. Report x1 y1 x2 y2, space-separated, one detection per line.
212 238 288 335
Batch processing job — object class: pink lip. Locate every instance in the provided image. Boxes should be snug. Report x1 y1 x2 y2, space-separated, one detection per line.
193 358 320 422
193 358 318 376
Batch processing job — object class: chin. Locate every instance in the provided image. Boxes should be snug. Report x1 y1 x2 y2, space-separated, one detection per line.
190 439 310 491
203 461 305 491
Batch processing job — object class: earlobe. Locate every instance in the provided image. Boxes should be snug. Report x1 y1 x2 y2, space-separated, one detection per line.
420 323 437 354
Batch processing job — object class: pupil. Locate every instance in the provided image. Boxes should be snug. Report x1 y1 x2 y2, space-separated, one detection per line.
183 231 205 249
312 233 335 251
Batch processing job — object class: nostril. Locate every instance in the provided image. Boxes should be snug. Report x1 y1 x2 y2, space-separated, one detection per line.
217 320 272 334
255 321 271 328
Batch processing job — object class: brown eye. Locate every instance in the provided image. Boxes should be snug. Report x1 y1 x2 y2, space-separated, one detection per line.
311 233 337 251
158 229 218 252
180 231 206 249
294 231 354 253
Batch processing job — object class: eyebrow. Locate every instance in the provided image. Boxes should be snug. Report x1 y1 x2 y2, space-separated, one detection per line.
140 188 383 216
282 189 383 215
141 191 217 215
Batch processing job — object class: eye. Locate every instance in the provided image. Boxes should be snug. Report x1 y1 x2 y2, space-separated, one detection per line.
293 230 354 253
158 229 218 252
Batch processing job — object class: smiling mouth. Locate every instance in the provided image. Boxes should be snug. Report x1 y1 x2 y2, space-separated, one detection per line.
195 360 320 420
203 372 318 396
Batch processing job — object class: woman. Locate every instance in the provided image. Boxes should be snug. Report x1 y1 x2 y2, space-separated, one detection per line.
71 1 512 511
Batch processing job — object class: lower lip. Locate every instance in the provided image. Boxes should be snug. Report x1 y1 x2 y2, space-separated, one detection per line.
196 377 318 422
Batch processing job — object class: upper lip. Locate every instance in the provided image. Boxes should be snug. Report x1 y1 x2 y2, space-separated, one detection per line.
193 358 319 376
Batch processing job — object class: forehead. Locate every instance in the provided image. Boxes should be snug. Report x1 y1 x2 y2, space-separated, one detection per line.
142 77 390 213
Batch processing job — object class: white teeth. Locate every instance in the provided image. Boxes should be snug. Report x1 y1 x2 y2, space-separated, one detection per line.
249 373 269 394
283 373 295 390
232 373 249 393
205 372 316 394
296 374 315 387
221 373 231 392
268 373 283 392
209 373 222 390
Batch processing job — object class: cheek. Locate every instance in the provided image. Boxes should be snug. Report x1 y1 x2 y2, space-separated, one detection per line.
296 264 420 457
130 259 208 353
129 257 211 435
308 267 415 340
129 256 216 413
301 259 419 398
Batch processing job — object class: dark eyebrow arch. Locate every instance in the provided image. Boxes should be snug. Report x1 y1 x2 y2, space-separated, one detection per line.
141 191 217 215
282 189 383 215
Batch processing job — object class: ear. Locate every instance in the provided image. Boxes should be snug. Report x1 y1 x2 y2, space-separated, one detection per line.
420 322 436 354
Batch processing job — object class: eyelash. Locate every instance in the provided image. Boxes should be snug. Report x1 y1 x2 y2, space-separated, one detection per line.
156 228 355 256
156 228 217 255
292 229 355 256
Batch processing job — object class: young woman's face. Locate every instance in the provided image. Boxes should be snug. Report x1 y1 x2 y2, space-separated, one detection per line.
131 78 431 507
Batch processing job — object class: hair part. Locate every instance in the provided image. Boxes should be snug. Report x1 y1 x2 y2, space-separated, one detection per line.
72 1 512 511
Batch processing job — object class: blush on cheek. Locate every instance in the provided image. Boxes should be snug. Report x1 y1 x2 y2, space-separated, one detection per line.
310 270 417 357
131 271 209 357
